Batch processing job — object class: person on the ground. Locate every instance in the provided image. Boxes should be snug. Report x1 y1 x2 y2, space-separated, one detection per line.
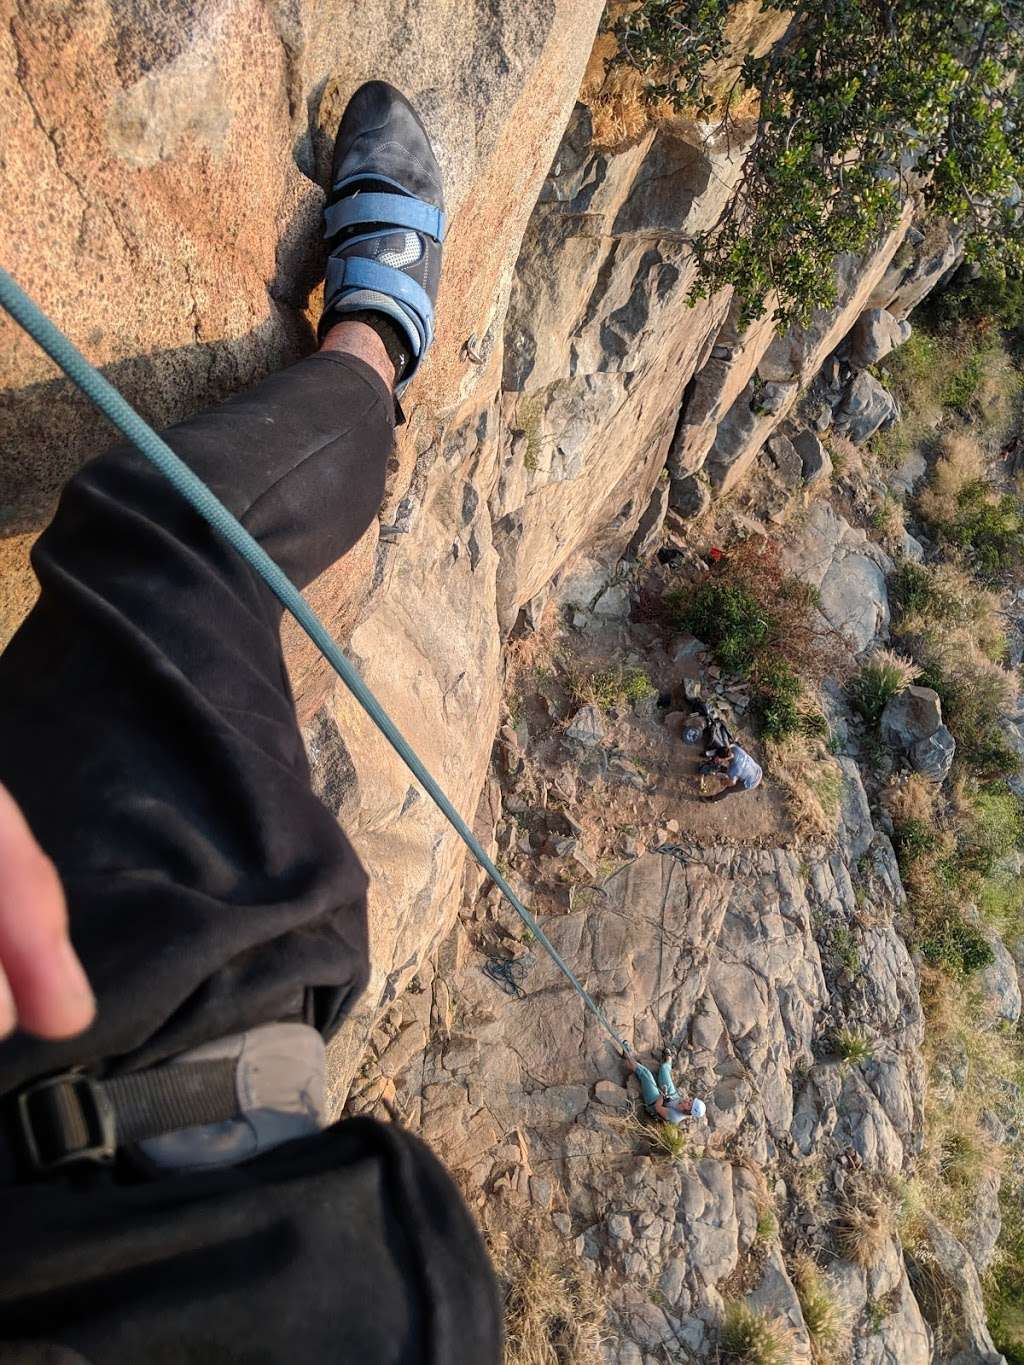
622 1045 706 1123
0 82 501 1363
699 740 763 802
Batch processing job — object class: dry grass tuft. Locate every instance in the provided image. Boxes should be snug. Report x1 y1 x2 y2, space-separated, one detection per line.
826 433 864 481
505 600 560 719
581 0 774 144
834 1180 897 1268
895 559 1007 662
883 772 942 830
583 62 674 146
563 658 657 712
847 647 919 725
915 967 1015 1235
870 492 908 550
579 25 673 147
791 1254 852 1361
916 432 987 528
489 1219 606 1365
618 1104 691 1161
764 735 843 840
720 1301 797 1364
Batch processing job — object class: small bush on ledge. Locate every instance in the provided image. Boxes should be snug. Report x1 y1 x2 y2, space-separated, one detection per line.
719 1301 795 1365
666 539 845 742
566 662 656 713
847 649 919 726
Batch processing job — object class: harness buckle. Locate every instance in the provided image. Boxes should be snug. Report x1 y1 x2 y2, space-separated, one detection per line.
16 1072 116 1173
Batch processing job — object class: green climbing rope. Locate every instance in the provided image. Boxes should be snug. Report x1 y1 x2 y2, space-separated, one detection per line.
0 265 626 1052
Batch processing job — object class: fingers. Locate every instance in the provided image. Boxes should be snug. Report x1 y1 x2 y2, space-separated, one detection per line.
0 782 95 1040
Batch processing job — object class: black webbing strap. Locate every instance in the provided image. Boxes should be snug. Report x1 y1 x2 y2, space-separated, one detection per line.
7 1061 239 1177
104 1062 239 1143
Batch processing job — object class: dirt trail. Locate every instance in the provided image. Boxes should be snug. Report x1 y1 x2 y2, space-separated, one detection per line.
501 613 794 925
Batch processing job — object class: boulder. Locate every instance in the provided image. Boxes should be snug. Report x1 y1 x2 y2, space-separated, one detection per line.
785 502 891 652
901 532 926 563
977 927 1023 1025
791 426 833 487
565 704 606 748
847 307 912 370
833 371 900 445
910 725 956 783
820 554 890 654
880 687 944 750
765 431 803 487
754 379 799 416
668 472 711 521
891 448 928 497
908 1219 1005 1365
837 757 874 861
872 220 965 319
593 583 630 618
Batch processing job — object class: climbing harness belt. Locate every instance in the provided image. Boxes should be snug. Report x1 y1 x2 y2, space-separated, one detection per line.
0 267 626 1053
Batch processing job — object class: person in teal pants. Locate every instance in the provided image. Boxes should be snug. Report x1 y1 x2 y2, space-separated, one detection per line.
623 1046 706 1123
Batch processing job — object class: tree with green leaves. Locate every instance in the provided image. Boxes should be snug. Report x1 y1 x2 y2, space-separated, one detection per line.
611 0 1024 326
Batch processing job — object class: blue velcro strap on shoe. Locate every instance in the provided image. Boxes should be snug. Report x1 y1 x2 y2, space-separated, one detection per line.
324 192 445 243
324 254 433 350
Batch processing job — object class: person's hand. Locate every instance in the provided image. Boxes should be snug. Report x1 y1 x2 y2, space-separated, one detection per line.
0 781 94 1039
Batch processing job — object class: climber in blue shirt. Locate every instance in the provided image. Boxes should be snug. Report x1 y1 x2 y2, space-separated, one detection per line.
622 1045 707 1124
700 741 763 802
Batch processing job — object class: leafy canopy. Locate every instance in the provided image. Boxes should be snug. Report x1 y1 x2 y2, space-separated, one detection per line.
611 0 1024 325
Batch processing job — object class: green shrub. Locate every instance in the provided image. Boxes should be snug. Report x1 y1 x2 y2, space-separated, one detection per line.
755 1208 777 1243
979 874 1024 942
719 1301 794 1364
569 664 656 712
921 912 995 977
882 329 945 398
832 926 861 975
613 2 1024 327
671 580 770 678
870 423 910 470
834 1029 874 1066
947 483 1024 580
668 542 847 744
942 348 988 414
960 786 1024 878
756 660 803 741
894 816 942 871
921 264 1024 361
889 560 972 625
652 1121 688 1160
847 650 919 726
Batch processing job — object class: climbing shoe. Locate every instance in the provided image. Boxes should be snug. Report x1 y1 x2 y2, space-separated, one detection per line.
319 81 445 398
661 1047 674 1063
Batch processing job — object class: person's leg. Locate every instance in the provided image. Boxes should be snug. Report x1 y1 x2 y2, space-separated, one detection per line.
657 1062 679 1099
633 1064 661 1108
0 327 394 1095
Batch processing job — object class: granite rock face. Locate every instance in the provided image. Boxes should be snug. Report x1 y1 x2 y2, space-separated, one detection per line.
0 0 607 649
784 502 892 653
361 811 930 1361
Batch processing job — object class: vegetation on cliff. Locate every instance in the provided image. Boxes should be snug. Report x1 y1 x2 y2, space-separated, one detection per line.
611 0 1024 325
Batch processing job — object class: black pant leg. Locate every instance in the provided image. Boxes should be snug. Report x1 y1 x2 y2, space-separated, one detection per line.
0 351 393 1094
